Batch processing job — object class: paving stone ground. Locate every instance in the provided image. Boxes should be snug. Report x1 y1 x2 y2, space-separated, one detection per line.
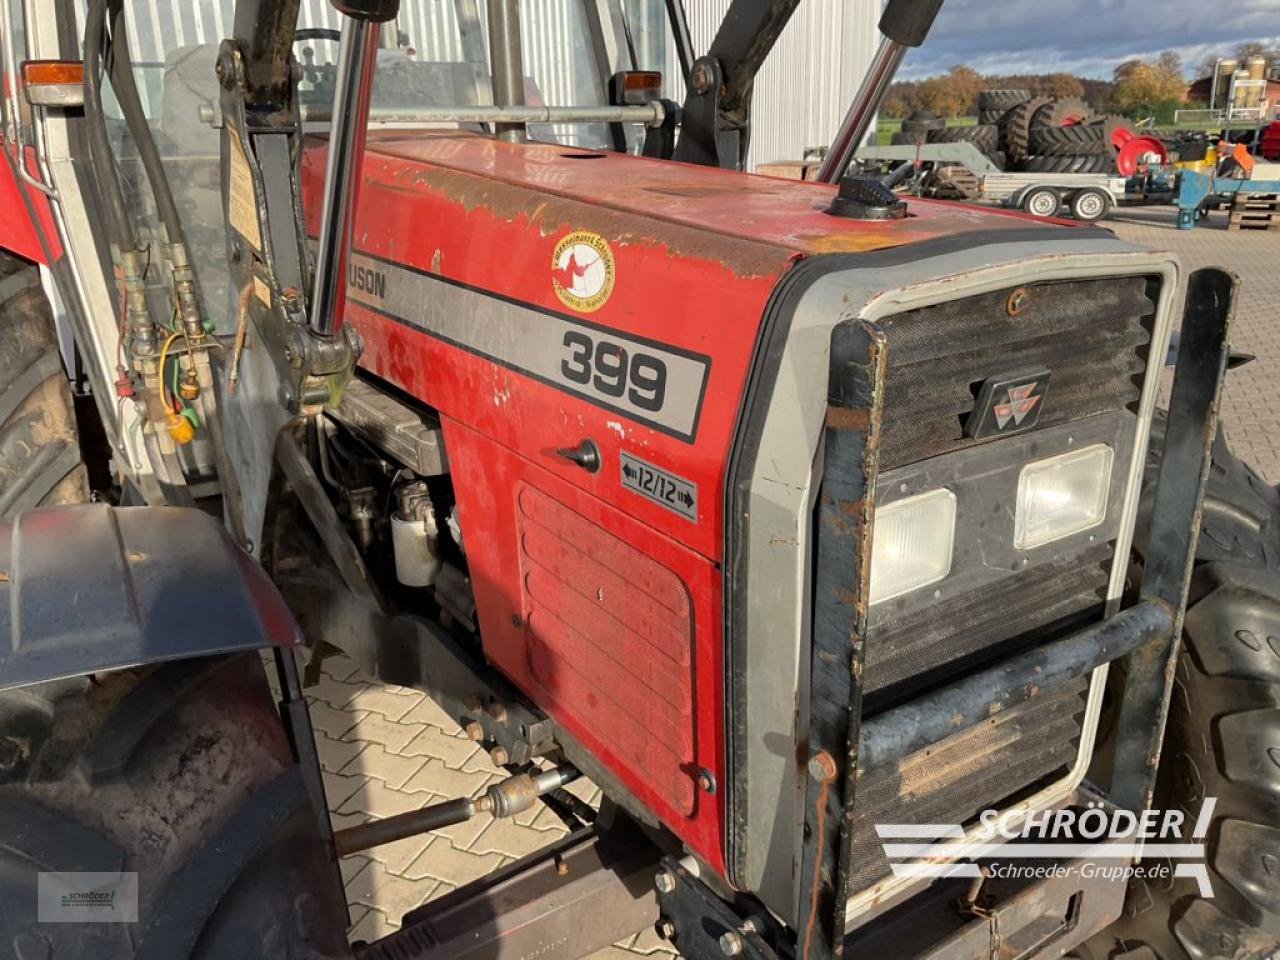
1106 206 1280 482
312 205 1277 957
309 655 676 957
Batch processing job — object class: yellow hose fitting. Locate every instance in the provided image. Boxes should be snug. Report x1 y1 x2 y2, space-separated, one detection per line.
166 410 195 445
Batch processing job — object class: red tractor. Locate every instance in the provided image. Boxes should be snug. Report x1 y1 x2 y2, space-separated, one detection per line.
0 0 1277 958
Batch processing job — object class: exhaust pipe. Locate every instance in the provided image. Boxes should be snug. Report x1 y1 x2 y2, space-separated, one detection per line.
309 1 400 339
816 0 947 184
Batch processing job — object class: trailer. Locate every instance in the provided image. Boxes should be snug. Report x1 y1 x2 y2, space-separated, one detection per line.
858 142 1132 221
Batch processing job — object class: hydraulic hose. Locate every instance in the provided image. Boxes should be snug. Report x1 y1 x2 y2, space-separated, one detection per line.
105 0 186 250
82 0 135 253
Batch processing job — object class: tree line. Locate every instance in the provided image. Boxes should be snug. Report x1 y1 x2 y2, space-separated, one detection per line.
884 42 1279 123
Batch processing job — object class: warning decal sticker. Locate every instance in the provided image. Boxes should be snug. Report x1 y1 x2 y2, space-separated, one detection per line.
551 231 615 313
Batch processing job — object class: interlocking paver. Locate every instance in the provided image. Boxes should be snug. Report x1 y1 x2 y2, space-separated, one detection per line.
402 836 505 885
339 778 438 819
347 861 442 918
346 683 426 721
401 758 496 799
322 770 369 808
342 742 427 789
424 808 495 849
316 732 369 774
320 654 364 682
399 724 481 769
309 701 367 740
340 713 429 753
1107 208 1280 482
468 812 571 859
339 854 370 887
398 693 463 730
363 832 437 877
307 672 371 709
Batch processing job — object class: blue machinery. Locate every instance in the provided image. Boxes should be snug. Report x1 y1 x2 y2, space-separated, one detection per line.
1175 167 1280 229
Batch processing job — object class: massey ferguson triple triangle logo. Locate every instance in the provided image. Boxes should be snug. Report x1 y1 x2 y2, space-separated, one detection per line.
993 382 1042 429
967 369 1051 439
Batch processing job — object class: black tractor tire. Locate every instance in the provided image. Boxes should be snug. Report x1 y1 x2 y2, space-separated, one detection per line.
1031 97 1093 130
978 109 1007 125
891 130 927 146
987 149 1008 171
1095 114 1137 149
1001 96 1052 161
0 654 352 958
0 255 89 517
1086 420 1280 960
978 89 1031 113
926 123 999 153
1021 153 1115 174
1030 121 1113 156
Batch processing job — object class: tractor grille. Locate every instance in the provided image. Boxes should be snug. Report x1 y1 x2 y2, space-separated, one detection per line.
863 540 1112 703
839 275 1154 899
848 678 1089 894
875 276 1152 470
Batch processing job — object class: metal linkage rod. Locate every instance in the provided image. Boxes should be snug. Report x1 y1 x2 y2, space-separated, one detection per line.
200 102 666 128
334 766 579 855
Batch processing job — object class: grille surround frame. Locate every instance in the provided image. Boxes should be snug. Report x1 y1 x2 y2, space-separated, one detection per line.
722 236 1182 934
841 269 1176 927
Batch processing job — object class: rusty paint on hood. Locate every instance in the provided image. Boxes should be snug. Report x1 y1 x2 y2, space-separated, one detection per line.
309 130 1070 275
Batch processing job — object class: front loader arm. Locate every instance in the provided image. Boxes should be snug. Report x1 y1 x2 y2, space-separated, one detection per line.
217 0 396 544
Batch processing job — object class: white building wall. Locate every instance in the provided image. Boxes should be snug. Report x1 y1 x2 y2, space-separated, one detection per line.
106 0 881 167
679 0 881 169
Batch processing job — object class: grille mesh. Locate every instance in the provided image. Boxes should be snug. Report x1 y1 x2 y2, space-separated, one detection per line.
864 541 1113 701
840 275 1152 898
876 276 1152 469
848 678 1089 894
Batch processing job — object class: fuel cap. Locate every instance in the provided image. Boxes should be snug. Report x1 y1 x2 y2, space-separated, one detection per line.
826 174 908 220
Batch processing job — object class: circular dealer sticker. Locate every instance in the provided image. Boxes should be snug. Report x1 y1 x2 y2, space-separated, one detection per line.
551 231 615 313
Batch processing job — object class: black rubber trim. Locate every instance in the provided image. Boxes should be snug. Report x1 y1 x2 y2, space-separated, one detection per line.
134 766 310 960
720 225 1115 887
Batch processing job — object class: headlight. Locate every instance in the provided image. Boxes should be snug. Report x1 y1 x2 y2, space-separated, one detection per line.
870 488 957 605
1014 444 1114 549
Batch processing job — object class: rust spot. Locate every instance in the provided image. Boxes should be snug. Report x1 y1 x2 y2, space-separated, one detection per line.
1006 286 1030 316
837 499 866 521
832 586 858 608
367 136 791 280
826 406 870 431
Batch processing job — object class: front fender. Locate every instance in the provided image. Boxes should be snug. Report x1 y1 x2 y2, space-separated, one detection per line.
0 504 302 691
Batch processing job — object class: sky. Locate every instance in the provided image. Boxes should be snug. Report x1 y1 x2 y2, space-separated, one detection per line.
896 0 1280 80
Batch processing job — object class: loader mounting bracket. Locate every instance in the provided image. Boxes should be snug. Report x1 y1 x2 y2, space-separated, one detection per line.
216 33 360 415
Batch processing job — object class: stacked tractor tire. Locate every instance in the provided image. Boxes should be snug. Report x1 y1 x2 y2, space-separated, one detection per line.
894 90 1137 201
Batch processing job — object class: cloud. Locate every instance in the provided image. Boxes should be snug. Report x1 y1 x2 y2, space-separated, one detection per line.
898 0 1280 78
